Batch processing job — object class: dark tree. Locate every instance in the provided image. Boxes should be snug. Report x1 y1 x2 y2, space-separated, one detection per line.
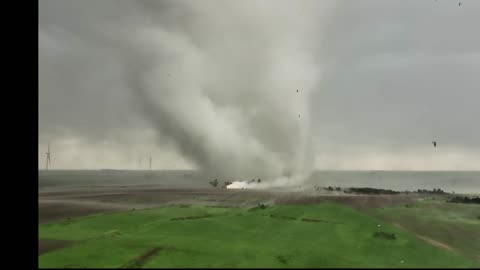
209 179 219 187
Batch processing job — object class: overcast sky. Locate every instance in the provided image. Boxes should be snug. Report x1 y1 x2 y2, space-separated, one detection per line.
39 0 480 171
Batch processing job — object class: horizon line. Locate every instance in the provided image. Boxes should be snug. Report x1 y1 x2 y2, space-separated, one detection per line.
38 169 480 172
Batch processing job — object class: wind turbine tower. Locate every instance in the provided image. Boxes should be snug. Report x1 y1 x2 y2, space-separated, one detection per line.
149 155 152 171
45 143 51 170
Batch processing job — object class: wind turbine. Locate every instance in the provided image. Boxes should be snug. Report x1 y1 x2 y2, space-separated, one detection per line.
45 143 51 170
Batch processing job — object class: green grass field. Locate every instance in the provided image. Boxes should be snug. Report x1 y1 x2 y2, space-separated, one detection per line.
372 197 480 261
39 202 479 268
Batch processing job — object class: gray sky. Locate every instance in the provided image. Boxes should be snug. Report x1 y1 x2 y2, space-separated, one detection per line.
39 0 480 171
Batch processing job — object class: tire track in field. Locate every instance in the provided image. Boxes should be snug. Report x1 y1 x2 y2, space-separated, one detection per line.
121 247 161 268
393 222 456 253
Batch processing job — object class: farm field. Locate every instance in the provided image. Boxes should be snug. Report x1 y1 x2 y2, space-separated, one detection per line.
39 202 479 268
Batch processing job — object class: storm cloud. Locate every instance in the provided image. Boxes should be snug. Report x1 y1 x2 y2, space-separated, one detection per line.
39 0 480 173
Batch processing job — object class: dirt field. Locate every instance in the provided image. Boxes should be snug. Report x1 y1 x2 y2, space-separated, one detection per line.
39 239 73 255
275 193 426 209
39 185 425 224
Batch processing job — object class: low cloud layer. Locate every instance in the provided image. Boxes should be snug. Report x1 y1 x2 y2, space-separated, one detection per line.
39 0 480 173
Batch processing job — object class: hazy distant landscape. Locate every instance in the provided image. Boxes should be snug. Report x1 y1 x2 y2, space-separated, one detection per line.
39 170 480 194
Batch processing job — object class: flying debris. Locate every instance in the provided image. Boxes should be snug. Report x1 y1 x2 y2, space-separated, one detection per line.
432 141 437 148
297 90 300 117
